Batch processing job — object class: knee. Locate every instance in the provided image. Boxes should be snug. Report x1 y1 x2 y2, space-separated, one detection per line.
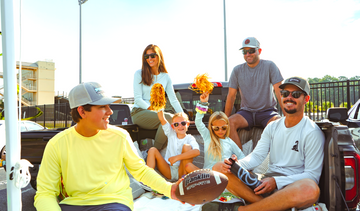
229 117 236 127
148 147 158 155
182 144 192 152
185 163 193 173
297 179 320 201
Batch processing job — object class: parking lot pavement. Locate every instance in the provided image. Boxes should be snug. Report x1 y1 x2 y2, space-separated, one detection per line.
0 167 36 211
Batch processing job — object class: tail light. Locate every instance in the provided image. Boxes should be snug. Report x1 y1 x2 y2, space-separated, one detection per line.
344 150 360 209
191 82 223 88
212 82 223 87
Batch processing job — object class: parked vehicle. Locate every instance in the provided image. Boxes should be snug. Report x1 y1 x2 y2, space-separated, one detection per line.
347 98 360 151
1 82 360 210
0 120 46 162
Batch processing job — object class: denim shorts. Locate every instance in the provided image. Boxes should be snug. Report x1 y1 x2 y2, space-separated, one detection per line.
60 203 131 211
236 108 279 130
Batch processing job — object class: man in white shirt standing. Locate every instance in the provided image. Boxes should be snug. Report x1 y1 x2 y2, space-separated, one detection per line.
214 76 325 210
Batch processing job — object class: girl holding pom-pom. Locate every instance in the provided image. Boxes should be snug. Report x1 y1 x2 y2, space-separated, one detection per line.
185 92 245 173
131 44 183 150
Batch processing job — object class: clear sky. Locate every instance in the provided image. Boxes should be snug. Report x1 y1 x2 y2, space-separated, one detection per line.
1 0 360 98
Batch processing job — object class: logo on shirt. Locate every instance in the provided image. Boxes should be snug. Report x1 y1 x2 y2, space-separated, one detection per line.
291 140 299 152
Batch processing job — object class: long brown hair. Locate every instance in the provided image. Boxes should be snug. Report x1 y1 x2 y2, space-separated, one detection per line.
207 111 230 160
141 44 168 86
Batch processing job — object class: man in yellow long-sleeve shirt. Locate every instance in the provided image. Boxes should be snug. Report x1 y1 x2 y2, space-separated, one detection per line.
34 82 181 211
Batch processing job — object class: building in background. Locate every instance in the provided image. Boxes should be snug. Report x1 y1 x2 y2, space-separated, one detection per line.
0 60 55 106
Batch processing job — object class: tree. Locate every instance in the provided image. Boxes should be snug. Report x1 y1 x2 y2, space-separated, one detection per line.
307 77 321 84
321 101 334 111
350 76 360 80
338 76 348 81
339 102 353 108
305 101 317 112
320 75 339 82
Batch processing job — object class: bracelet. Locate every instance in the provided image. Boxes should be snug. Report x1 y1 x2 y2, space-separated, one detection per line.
195 107 207 114
196 106 207 112
196 103 208 109
199 102 209 106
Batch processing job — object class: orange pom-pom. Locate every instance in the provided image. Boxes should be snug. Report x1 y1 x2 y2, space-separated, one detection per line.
149 83 166 111
189 73 214 94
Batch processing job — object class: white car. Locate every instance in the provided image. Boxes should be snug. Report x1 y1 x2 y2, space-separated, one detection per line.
0 120 46 161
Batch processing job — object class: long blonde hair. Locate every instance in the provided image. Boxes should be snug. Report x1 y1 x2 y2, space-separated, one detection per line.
207 111 230 160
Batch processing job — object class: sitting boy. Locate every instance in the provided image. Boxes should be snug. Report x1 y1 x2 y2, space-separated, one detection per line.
146 110 200 180
34 82 182 211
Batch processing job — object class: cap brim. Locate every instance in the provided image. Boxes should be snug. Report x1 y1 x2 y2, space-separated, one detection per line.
239 45 259 50
89 97 120 106
279 83 307 94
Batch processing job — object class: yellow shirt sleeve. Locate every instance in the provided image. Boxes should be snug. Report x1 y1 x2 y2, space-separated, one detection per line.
122 128 172 198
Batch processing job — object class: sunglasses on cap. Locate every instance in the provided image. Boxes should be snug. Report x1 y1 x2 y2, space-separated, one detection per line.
144 53 157 59
242 48 257 55
172 121 188 127
212 125 228 131
280 90 306 99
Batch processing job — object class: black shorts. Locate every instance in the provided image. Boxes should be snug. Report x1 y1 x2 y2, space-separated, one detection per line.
236 108 279 130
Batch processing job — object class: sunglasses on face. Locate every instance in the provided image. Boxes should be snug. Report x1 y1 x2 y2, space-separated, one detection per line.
172 121 188 127
242 48 257 55
212 125 228 131
144 53 157 59
280 90 306 99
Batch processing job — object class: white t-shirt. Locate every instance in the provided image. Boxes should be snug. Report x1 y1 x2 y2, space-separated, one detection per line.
162 122 200 166
239 116 325 189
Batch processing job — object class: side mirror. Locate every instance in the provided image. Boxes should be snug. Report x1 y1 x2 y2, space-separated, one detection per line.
327 107 348 123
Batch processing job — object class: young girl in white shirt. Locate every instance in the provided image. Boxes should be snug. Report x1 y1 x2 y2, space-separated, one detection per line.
146 110 200 180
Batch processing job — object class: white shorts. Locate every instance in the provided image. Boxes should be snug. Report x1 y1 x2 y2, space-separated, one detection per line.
170 165 179 181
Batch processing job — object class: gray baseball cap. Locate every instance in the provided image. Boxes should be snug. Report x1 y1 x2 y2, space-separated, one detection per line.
239 37 260 50
279 76 310 95
68 82 119 109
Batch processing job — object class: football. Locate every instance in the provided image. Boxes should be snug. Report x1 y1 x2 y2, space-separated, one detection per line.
175 169 228 204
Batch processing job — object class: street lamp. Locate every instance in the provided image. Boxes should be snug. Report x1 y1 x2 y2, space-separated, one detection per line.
223 0 228 81
78 0 88 84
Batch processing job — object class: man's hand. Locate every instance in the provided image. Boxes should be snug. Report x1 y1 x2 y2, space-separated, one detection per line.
254 177 276 195
219 154 238 174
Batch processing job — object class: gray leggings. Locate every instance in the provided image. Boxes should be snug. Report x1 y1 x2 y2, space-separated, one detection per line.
131 107 173 150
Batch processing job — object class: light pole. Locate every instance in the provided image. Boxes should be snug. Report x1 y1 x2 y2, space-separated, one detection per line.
223 0 228 81
78 0 88 84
